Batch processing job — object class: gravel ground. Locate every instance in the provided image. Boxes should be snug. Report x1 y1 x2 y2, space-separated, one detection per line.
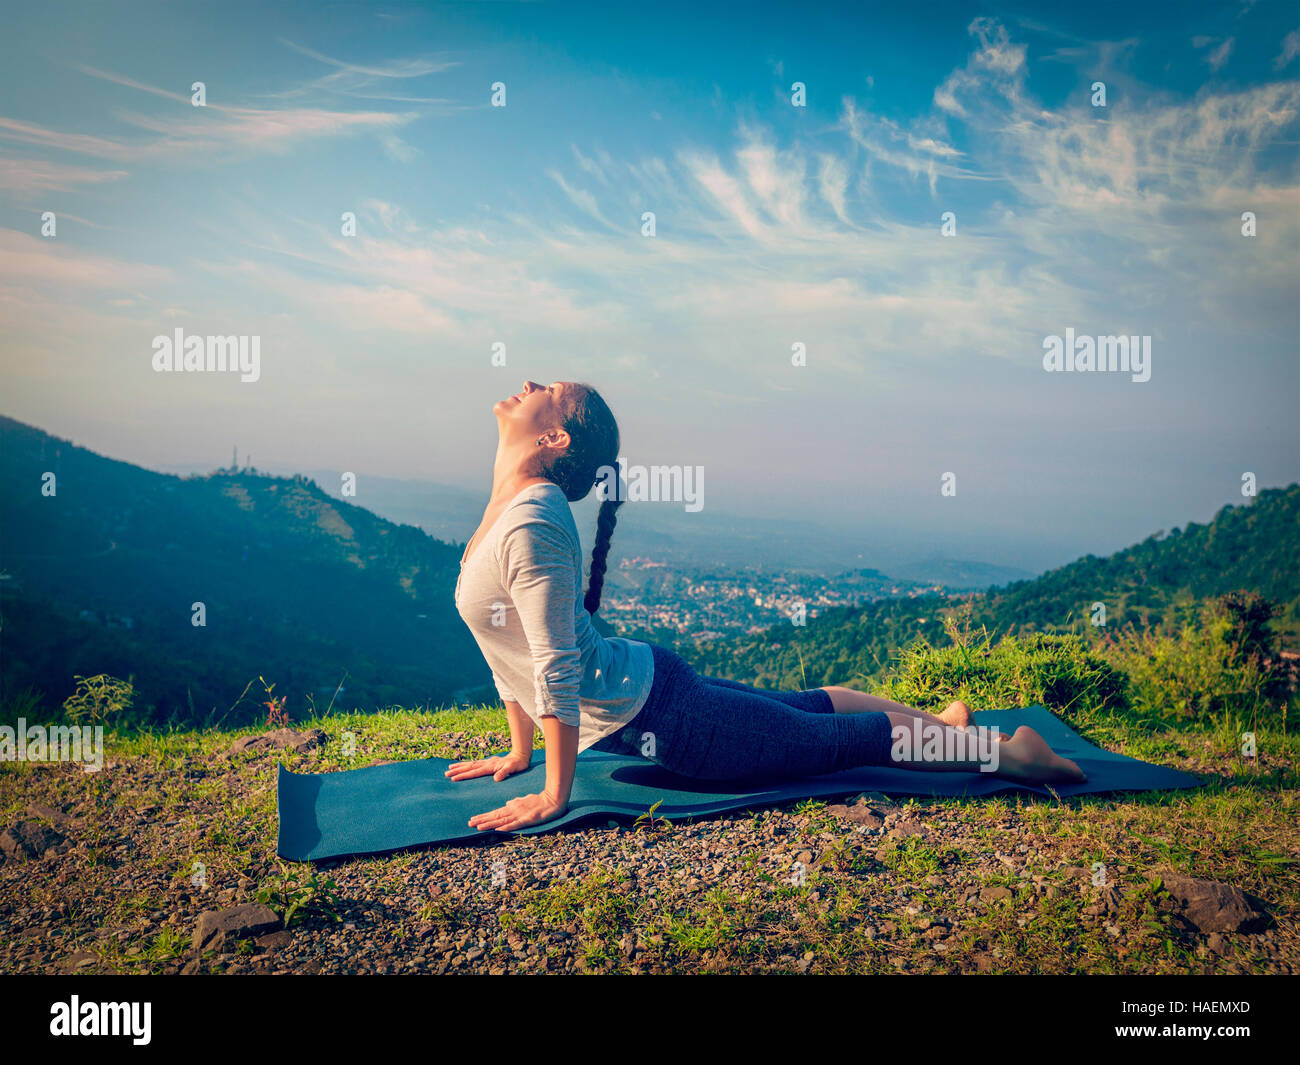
2 731 1296 975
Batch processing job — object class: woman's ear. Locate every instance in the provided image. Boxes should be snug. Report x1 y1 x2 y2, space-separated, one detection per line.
540 427 571 451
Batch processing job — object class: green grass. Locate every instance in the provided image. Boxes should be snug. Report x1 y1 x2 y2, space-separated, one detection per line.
1 611 1296 974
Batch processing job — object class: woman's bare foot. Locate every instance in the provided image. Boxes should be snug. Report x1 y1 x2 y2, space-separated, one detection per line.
939 700 974 728
996 726 1086 785
940 699 1010 741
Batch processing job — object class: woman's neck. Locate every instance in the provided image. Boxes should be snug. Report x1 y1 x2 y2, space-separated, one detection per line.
488 441 549 505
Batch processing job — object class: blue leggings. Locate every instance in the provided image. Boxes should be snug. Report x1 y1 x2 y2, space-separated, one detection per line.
590 644 893 781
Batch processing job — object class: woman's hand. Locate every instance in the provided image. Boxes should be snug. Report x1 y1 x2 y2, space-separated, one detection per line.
469 790 567 832
444 751 531 782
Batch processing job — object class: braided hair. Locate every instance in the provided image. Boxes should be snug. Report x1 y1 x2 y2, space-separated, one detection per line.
545 383 622 616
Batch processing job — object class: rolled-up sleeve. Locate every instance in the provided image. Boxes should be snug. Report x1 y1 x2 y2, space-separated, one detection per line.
499 516 582 727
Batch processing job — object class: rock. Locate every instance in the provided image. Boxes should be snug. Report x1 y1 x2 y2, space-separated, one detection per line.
0 821 64 860
254 930 294 950
58 951 97 970
1089 884 1123 915
1158 875 1270 934
825 803 886 830
850 792 894 807
225 728 327 757
27 803 76 828
193 904 282 951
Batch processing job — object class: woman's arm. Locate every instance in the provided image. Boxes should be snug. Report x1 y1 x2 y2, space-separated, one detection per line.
540 713 578 807
504 699 537 761
466 513 582 831
465 713 576 832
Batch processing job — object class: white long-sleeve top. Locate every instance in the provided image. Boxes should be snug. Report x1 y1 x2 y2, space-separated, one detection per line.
453 481 654 753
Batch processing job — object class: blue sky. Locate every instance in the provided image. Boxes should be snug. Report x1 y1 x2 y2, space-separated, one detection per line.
1 0 1297 571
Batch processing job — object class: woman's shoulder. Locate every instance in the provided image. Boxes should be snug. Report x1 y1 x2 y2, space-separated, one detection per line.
498 482 578 545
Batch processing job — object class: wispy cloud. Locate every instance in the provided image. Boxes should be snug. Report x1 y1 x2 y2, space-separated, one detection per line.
0 65 423 168
1193 36 1235 72
1276 29 1300 70
0 229 171 288
0 157 128 195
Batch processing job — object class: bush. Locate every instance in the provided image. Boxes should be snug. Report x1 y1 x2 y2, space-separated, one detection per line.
62 673 136 725
1100 591 1294 726
876 614 1128 720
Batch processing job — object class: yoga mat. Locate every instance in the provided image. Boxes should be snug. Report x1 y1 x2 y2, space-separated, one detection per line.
276 706 1202 861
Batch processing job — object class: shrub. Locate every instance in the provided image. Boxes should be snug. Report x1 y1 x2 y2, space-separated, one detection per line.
62 673 136 725
876 614 1128 720
1100 591 1294 726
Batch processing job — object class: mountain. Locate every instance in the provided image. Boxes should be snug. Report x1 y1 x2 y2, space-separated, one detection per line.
5 411 1294 725
151 459 1033 589
683 485 1300 689
0 416 490 726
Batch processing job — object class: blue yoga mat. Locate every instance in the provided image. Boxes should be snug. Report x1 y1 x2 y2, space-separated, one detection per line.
276 706 1202 861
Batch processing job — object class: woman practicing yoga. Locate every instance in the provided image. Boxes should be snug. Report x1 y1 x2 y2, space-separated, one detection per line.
448 380 1086 832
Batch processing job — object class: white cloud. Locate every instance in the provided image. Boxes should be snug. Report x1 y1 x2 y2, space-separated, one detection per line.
1275 29 1300 70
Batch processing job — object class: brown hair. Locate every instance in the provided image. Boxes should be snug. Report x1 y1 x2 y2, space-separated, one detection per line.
545 383 622 616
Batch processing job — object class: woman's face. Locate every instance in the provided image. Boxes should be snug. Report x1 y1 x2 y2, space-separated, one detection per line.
494 379 577 442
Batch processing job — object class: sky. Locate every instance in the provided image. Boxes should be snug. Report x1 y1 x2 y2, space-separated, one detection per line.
1 0 1297 572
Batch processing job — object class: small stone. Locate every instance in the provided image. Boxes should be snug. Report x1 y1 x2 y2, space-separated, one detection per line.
224 728 327 757
254 930 293 950
825 803 886 830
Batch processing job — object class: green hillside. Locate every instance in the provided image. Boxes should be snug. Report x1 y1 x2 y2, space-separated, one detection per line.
684 485 1300 691
0 416 489 727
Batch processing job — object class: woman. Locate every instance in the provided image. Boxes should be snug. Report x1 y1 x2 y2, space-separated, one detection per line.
448 380 1085 832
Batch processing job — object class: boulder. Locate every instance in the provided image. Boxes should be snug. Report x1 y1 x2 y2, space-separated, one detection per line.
0 820 65 860
193 904 282 951
1157 875 1270 934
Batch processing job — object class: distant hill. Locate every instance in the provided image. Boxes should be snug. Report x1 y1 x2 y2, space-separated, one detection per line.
0 416 490 726
684 485 1300 689
5 412 1296 726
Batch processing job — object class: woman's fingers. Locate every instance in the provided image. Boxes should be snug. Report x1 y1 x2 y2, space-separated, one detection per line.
444 758 495 780
470 797 526 831
469 808 510 829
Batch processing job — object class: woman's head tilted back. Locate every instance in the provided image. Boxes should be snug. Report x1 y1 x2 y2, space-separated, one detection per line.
494 380 622 616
